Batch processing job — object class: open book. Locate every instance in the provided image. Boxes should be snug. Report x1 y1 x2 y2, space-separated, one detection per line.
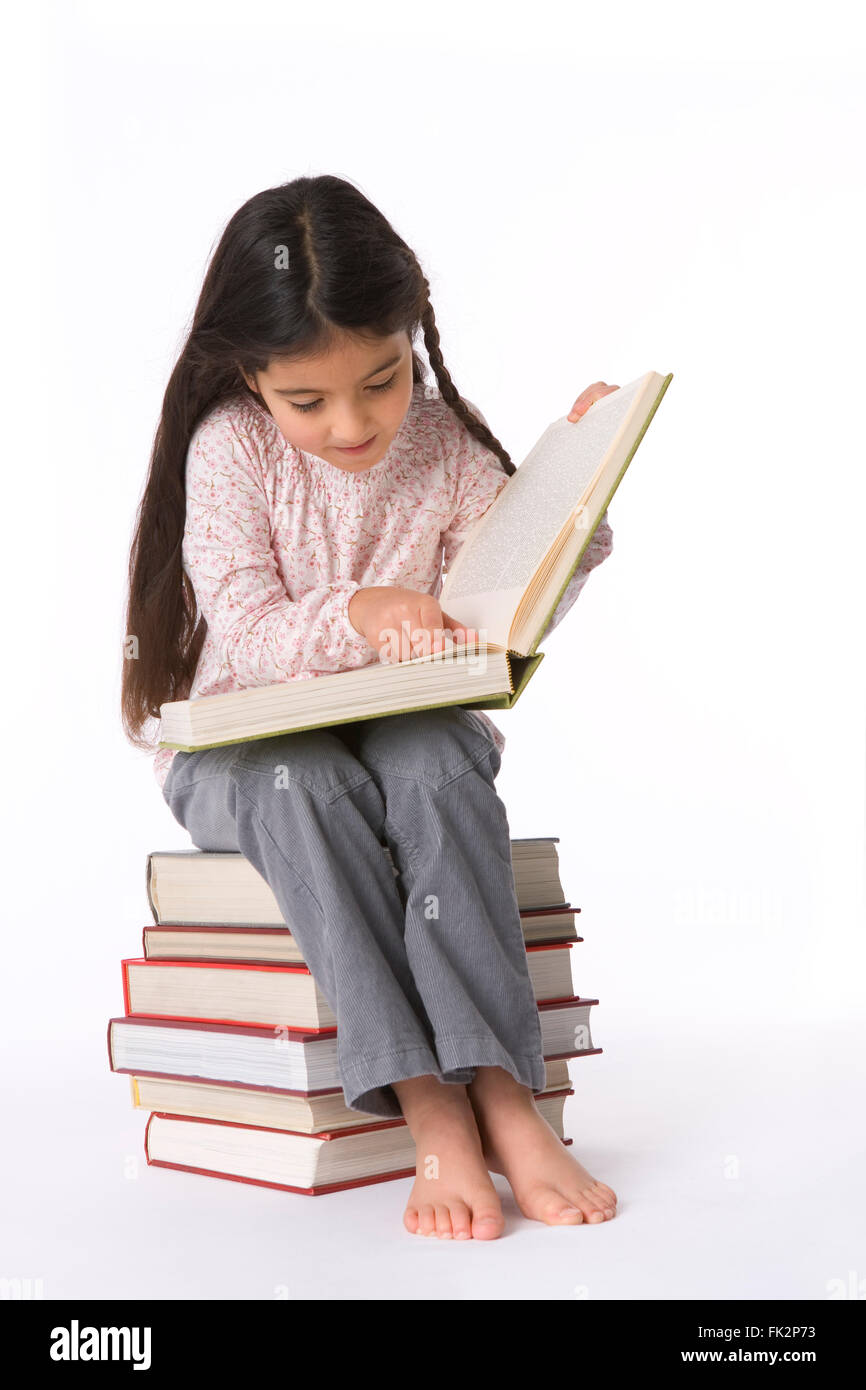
158 370 672 753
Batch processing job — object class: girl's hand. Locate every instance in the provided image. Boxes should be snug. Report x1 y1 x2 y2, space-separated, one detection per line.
348 585 479 664
567 382 619 421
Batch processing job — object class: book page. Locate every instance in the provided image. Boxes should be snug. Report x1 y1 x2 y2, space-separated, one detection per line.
442 376 645 602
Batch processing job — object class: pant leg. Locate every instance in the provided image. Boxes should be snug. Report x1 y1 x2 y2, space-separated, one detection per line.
162 729 453 1119
162 744 247 852
344 706 548 1098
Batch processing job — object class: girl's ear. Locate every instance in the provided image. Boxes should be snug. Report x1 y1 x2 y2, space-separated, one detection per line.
238 365 258 394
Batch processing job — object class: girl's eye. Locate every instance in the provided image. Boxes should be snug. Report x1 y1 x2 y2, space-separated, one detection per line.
369 374 398 395
289 374 398 414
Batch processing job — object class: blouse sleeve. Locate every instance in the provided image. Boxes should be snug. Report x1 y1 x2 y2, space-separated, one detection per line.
182 413 376 684
537 508 614 640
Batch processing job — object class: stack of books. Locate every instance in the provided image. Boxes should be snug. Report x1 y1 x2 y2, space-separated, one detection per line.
108 837 602 1196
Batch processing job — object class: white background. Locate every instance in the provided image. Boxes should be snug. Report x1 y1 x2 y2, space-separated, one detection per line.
2 0 864 1301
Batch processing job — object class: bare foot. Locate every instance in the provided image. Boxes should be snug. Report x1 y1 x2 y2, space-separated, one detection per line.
391 1076 506 1240
468 1067 618 1227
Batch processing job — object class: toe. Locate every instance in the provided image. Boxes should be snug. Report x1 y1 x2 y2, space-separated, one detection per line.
435 1204 454 1239
591 1180 618 1207
418 1203 437 1237
449 1200 473 1240
531 1187 585 1225
589 1182 617 1217
573 1185 612 1222
471 1203 505 1240
579 1196 608 1223
403 1204 420 1235
545 1186 606 1224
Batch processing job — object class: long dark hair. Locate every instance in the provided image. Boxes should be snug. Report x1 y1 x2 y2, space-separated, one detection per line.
121 174 514 754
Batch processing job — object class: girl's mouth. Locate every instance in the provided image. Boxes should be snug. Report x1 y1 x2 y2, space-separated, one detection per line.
335 434 377 455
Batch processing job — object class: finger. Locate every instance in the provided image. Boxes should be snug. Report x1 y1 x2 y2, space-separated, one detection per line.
375 624 403 665
409 626 434 659
411 626 457 658
409 602 443 660
416 598 446 640
568 396 598 419
402 619 422 662
441 613 479 641
567 383 619 421
567 383 604 419
382 618 419 663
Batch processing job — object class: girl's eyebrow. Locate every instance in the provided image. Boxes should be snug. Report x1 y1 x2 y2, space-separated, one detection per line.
272 353 402 396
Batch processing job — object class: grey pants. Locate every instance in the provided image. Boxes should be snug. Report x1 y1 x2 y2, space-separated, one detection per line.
161 705 546 1119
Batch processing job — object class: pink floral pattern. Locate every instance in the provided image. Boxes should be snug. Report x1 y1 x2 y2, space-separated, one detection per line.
153 383 613 792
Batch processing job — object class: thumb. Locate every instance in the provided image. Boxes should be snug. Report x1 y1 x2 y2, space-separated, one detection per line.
441 612 479 641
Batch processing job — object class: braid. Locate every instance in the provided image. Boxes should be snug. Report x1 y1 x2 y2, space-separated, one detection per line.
420 300 515 477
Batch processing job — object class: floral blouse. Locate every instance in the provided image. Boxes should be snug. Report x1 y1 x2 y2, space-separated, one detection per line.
153 382 613 792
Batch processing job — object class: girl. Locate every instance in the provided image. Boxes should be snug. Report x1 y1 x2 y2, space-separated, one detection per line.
122 174 618 1242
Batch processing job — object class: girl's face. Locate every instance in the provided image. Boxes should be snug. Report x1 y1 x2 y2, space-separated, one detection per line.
242 330 415 472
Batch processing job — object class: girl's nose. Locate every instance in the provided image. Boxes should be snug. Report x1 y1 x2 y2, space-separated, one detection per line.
333 420 374 447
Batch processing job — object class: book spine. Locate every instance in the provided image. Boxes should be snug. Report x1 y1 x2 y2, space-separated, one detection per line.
145 854 158 924
143 1154 420 1197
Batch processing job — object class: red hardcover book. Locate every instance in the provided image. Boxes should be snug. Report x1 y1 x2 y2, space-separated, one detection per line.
144 1100 575 1197
120 943 582 1031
